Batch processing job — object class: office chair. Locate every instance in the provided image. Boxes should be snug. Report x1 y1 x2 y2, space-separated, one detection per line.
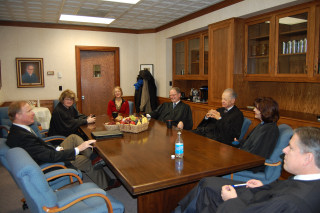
7 147 125 213
223 124 293 184
239 117 252 140
0 137 82 191
128 101 134 115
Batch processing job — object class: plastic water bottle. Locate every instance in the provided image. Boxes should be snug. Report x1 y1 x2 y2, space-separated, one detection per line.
175 131 184 158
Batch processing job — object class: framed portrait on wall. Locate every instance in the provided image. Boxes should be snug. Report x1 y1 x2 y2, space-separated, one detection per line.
140 64 154 76
16 58 44 88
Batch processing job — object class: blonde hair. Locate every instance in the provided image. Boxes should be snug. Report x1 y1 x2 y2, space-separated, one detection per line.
59 89 78 103
112 86 123 98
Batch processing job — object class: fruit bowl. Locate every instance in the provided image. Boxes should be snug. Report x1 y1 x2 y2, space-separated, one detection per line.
119 122 149 133
118 115 149 133
104 122 120 131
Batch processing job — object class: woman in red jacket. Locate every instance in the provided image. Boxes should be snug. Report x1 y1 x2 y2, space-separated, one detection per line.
107 86 130 116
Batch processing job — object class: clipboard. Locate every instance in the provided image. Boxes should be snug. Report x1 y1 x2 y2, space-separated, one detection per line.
91 130 123 139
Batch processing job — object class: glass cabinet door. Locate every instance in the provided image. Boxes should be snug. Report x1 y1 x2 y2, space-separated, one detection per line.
277 12 308 74
246 20 270 74
204 35 209 75
175 41 185 75
188 37 200 75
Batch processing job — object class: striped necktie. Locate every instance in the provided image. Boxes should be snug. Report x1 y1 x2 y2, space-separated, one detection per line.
173 103 177 109
29 127 37 136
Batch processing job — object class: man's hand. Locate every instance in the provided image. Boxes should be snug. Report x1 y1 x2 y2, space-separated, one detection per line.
77 140 96 152
211 110 221 120
221 185 237 201
246 179 263 188
177 121 184 129
206 109 215 118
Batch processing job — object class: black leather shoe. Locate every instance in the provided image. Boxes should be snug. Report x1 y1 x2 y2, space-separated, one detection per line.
105 179 121 191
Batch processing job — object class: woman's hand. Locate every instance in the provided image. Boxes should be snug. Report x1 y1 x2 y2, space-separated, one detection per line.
87 115 96 124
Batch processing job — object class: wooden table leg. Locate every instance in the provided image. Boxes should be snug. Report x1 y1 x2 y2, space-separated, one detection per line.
137 181 198 213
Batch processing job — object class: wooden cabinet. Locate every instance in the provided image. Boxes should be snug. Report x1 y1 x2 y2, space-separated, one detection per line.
172 30 209 101
208 18 244 106
245 17 272 76
173 30 208 80
245 3 320 82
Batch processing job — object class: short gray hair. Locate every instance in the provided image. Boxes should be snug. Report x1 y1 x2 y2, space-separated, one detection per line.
294 127 320 169
171 87 181 94
223 88 237 99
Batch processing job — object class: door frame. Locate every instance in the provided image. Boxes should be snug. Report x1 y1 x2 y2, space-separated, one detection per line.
75 46 120 113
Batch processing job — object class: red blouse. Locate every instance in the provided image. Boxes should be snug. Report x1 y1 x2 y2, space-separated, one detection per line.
107 99 129 115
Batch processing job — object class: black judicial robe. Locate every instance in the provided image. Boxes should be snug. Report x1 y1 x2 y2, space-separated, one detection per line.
149 101 193 130
219 179 320 213
192 106 244 145
178 176 320 213
48 102 87 137
239 122 279 172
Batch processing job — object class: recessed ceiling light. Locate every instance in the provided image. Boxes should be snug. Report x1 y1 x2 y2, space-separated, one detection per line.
279 17 307 25
102 0 140 4
59 14 115 24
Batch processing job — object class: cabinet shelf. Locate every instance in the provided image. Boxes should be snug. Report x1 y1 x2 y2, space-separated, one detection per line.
248 55 269 59
248 35 269 41
279 53 306 56
279 28 307 36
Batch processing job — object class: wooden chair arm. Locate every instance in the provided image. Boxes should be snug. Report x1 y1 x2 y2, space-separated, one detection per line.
229 161 282 180
264 161 281 166
42 193 113 213
41 164 67 172
0 125 10 133
46 172 83 185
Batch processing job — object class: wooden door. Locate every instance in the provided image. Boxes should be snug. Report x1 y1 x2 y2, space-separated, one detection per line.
76 46 120 116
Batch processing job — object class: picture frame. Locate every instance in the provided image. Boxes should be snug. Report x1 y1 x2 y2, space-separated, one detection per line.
16 58 44 88
140 64 154 76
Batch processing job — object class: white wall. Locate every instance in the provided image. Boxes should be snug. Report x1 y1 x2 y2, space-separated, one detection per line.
0 0 308 103
0 27 149 102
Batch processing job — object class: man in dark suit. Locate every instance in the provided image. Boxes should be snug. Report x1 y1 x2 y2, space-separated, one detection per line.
21 64 39 83
6 101 120 190
175 126 320 213
192 88 244 145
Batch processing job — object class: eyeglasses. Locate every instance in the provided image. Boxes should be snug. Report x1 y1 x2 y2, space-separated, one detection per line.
64 98 74 101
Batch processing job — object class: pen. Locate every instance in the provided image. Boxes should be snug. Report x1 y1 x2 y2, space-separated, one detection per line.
231 183 247 188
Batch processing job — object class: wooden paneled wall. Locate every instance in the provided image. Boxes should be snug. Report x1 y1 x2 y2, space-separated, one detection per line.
233 74 320 115
172 80 208 98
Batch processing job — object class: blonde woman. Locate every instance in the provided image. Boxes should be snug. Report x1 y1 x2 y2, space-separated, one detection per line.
107 86 129 115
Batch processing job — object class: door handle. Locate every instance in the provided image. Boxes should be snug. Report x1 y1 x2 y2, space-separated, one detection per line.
82 96 85 100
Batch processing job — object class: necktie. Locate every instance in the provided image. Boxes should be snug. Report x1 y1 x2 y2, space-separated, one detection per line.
173 103 176 109
29 127 37 136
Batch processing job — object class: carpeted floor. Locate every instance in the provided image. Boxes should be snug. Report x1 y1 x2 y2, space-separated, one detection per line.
0 164 137 213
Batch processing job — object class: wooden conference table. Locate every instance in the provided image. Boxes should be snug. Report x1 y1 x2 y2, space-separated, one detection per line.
80 115 264 213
